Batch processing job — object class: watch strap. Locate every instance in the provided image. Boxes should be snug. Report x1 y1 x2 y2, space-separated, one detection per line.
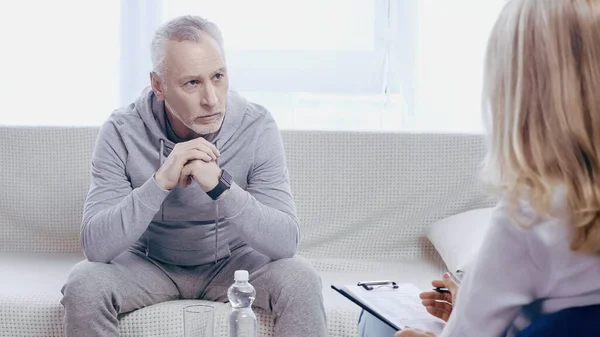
207 169 232 200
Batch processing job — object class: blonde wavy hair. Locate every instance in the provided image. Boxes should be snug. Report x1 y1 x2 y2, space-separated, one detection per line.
481 0 600 253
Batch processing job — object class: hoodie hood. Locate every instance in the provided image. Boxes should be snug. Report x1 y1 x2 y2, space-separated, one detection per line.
134 86 248 152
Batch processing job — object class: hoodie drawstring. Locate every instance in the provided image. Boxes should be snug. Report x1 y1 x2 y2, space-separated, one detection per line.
213 139 219 264
159 139 165 223
153 138 221 264
214 203 219 264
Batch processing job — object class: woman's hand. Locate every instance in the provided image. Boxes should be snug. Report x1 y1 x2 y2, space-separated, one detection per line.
393 273 459 337
419 272 459 322
394 327 436 337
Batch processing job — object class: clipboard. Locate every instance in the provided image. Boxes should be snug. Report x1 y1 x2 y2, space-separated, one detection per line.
331 282 445 334
331 284 400 330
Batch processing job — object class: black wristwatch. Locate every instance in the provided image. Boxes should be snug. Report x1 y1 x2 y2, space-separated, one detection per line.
206 169 232 200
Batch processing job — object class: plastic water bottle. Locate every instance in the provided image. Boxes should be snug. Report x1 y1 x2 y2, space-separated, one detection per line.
228 270 257 337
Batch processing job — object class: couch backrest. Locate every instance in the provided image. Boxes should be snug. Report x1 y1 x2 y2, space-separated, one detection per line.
0 127 97 253
282 131 495 265
0 127 495 260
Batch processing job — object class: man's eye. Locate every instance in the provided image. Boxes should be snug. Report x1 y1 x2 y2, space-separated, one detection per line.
186 80 199 86
214 73 224 80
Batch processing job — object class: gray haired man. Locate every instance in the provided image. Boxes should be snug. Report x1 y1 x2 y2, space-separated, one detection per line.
60 15 327 337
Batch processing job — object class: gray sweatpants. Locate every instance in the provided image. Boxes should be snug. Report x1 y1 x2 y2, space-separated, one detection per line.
60 245 328 337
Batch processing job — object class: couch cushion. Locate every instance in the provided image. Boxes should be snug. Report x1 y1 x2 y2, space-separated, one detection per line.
426 207 495 275
0 253 84 337
0 253 445 337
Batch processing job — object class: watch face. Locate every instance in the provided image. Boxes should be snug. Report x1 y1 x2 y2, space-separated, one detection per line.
221 169 233 187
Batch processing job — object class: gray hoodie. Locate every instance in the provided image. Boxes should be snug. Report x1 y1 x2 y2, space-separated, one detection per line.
80 87 300 265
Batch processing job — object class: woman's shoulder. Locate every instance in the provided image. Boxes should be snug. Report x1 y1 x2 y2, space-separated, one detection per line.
492 190 570 241
490 195 569 269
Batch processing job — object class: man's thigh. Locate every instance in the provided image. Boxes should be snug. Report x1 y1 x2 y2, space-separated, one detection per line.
62 249 181 314
247 255 322 312
199 246 271 303
201 249 321 311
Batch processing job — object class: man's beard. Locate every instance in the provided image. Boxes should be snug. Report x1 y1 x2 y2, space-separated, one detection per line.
186 113 224 135
165 100 225 136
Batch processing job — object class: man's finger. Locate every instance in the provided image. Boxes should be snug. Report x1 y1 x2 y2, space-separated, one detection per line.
179 173 192 188
181 148 215 162
195 143 218 160
183 176 192 188
186 138 220 157
178 165 194 187
183 161 199 176
177 149 213 165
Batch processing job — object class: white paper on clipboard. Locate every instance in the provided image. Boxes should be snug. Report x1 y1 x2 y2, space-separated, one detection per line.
334 283 446 334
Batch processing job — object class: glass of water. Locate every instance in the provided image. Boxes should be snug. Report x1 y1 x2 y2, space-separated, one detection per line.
183 304 214 337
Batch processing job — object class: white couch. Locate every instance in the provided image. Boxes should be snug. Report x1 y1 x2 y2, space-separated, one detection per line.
0 126 494 337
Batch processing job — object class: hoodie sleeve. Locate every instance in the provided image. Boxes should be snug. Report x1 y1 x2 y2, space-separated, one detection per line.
80 118 170 263
216 115 300 260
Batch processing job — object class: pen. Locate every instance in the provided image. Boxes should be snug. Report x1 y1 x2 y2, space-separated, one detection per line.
433 287 451 294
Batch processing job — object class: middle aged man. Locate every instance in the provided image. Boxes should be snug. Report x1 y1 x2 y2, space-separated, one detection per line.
60 15 328 337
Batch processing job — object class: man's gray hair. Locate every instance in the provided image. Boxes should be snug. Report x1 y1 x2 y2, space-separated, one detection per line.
151 15 224 76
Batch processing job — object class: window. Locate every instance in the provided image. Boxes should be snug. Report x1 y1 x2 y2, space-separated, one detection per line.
127 0 394 131
411 0 506 133
163 0 382 93
0 0 506 133
0 1 120 126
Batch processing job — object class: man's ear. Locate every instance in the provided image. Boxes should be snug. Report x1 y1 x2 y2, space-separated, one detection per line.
150 72 166 100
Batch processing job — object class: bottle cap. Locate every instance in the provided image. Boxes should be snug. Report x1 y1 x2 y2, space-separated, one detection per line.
234 270 249 282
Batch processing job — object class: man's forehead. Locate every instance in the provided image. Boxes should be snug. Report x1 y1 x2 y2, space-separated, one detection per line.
163 36 225 77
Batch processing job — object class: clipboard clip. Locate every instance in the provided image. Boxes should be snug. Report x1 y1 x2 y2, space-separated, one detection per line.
357 280 399 291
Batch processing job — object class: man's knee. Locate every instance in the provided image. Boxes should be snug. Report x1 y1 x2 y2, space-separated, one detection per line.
61 260 116 304
260 256 322 296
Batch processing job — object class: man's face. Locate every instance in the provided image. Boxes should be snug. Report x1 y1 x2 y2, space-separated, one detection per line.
153 33 228 136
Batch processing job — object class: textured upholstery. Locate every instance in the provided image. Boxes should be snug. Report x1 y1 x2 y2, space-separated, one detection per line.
0 127 96 254
0 126 493 336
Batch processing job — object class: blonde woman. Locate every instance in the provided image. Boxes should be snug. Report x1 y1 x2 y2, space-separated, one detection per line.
360 0 600 336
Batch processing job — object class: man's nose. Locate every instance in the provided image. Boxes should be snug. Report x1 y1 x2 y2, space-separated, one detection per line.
201 83 218 109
